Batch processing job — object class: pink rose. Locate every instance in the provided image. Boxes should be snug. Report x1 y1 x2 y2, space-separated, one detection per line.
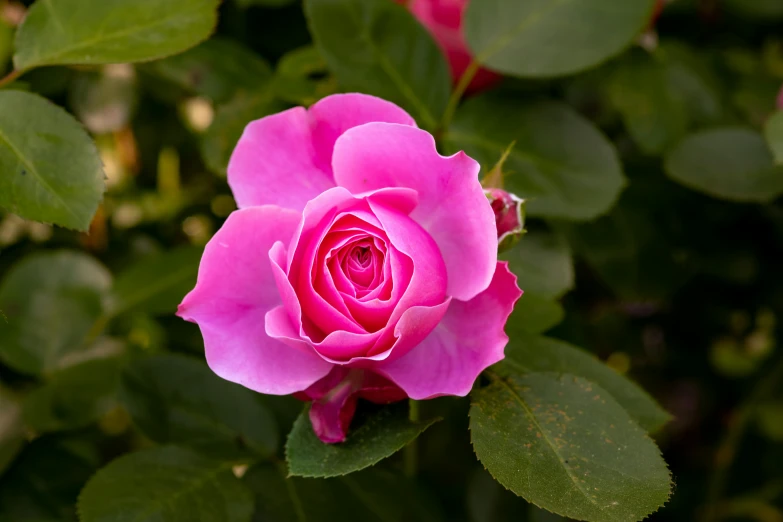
178 93 522 443
399 0 501 94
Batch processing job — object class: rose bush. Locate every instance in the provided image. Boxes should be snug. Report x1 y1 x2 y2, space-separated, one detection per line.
178 93 522 443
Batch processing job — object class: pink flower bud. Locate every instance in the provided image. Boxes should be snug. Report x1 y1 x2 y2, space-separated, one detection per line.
486 188 525 252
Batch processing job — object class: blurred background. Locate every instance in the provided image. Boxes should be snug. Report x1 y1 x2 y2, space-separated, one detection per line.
1 0 783 521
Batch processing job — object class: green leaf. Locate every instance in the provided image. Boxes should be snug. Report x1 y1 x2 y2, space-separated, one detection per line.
22 357 125 433
464 0 655 78
0 251 111 376
470 372 671 521
304 0 451 130
140 38 272 103
273 45 335 106
607 56 688 155
764 110 783 165
13 0 221 70
0 436 98 522
506 293 565 335
664 128 783 203
0 90 104 231
722 0 783 19
120 354 278 459
0 19 13 73
500 333 671 432
108 245 203 317
503 230 574 299
78 446 254 522
201 91 284 175
606 45 723 156
286 402 440 478
444 96 625 220
245 464 446 522
0 386 26 477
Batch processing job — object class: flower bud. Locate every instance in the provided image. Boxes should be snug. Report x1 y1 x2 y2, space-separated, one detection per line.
485 188 525 252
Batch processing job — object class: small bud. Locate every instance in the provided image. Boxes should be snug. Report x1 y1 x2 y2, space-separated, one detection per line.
486 188 525 252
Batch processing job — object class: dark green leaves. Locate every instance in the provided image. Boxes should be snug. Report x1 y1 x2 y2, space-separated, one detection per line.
764 111 783 164
108 246 203 317
120 355 279 459
286 402 439 478
23 357 125 433
0 251 111 375
304 0 450 129
0 387 25 476
504 230 574 299
0 90 104 231
14 0 221 70
246 464 446 522
464 0 655 78
78 446 254 522
501 334 671 432
141 38 272 103
665 128 783 202
470 373 671 522
444 97 625 220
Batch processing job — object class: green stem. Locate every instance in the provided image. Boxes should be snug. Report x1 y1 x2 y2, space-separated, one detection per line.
404 399 420 477
0 69 23 89
702 356 783 522
439 59 481 133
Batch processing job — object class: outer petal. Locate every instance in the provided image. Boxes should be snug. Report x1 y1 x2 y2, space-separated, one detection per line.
228 94 415 212
376 262 522 399
332 123 497 301
177 206 332 395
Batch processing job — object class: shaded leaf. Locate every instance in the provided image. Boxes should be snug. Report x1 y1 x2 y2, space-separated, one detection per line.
108 245 203 317
0 436 97 522
444 96 624 220
0 90 104 231
286 402 440 478
78 446 253 522
304 0 450 130
0 386 25 477
665 128 783 202
764 110 783 165
120 354 278 459
503 230 574 299
464 0 655 78
506 293 565 335
0 251 111 376
500 333 671 432
141 38 272 103
470 372 671 521
23 357 125 433
14 0 220 70
246 463 446 522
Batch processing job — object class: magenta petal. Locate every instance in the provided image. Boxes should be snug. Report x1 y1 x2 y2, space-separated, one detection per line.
309 93 417 170
377 262 522 399
308 376 360 444
178 206 333 395
333 123 497 301
228 94 415 212
228 107 335 211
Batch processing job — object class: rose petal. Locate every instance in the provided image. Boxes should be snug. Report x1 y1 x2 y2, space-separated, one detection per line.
228 94 415 212
178 206 332 395
333 123 497 301
377 262 522 399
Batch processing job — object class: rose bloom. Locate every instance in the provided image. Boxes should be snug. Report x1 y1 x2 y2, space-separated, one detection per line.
178 94 522 443
398 0 501 94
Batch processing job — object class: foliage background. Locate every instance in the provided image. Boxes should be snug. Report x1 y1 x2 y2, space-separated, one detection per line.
1 0 783 521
